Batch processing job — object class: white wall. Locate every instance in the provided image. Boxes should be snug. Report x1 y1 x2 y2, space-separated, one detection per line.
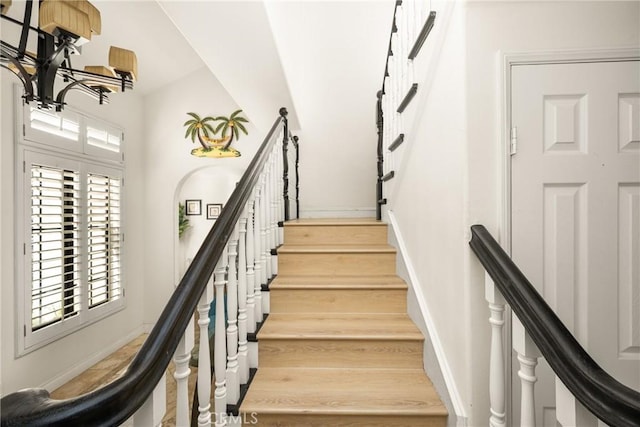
266 1 394 217
0 73 146 394
142 66 265 327
386 1 640 425
177 167 244 277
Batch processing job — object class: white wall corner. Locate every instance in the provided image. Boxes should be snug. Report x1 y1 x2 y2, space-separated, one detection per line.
387 210 468 424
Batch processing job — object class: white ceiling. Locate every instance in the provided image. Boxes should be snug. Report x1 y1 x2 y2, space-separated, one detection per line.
3 0 395 133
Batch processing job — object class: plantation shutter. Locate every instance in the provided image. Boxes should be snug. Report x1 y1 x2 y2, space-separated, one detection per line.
87 173 122 308
29 108 81 141
30 164 81 330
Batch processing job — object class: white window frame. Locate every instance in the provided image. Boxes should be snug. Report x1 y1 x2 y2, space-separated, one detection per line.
15 91 126 355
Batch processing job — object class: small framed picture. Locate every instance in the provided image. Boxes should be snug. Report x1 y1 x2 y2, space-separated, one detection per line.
206 203 223 220
185 199 201 216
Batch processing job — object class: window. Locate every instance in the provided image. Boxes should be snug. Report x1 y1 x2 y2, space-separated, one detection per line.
30 164 82 331
17 98 125 354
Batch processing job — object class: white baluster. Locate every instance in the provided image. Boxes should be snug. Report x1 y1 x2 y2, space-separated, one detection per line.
133 372 166 427
226 225 240 405
237 211 249 384
513 315 540 427
270 153 278 250
485 273 506 427
555 378 599 427
173 318 194 427
277 136 285 243
197 276 214 427
262 173 272 281
254 186 264 323
270 157 279 277
246 198 256 334
261 172 271 315
213 250 228 427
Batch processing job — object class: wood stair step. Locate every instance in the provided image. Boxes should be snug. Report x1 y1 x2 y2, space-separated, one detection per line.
284 218 388 245
257 313 423 340
258 313 424 368
278 244 396 254
271 275 408 289
269 277 407 313
240 367 447 426
278 245 396 276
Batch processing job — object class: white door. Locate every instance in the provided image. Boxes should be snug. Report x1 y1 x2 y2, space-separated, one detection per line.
511 60 640 425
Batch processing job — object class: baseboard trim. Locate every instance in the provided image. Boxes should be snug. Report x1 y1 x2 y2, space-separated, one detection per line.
40 325 146 392
387 211 467 422
299 208 376 219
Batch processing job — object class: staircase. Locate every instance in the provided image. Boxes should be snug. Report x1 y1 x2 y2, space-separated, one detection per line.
240 218 447 426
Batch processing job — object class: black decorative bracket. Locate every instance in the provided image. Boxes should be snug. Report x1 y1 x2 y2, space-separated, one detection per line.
408 12 436 60
389 134 404 152
397 83 418 113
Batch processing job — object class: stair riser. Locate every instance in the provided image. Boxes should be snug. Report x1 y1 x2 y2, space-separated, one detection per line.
243 414 446 427
270 289 407 313
258 339 424 369
278 253 396 276
284 225 388 245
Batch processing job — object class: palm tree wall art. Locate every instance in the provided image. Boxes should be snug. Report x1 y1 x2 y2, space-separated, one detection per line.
183 110 249 158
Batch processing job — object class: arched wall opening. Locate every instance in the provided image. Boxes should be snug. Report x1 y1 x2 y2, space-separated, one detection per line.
173 164 245 283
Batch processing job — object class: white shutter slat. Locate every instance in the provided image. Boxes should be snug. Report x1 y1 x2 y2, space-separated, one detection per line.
30 164 82 331
87 173 122 309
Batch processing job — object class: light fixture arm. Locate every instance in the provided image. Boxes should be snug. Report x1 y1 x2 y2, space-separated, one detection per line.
0 49 34 99
39 36 75 107
17 0 32 59
1 0 136 110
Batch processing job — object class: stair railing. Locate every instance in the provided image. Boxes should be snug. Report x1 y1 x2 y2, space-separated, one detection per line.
0 108 295 427
469 225 640 427
376 0 436 220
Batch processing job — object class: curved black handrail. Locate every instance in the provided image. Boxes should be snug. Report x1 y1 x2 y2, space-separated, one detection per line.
469 225 640 427
0 109 289 427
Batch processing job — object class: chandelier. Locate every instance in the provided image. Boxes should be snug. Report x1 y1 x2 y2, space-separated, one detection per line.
1 0 137 111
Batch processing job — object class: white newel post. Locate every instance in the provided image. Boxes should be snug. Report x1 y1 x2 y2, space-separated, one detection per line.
226 224 240 405
485 272 506 427
213 248 228 427
555 378 599 427
197 275 214 427
133 372 166 427
173 317 194 427
246 198 256 335
513 315 540 427
237 212 249 384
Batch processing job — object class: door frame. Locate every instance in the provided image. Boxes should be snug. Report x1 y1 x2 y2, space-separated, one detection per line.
498 47 640 425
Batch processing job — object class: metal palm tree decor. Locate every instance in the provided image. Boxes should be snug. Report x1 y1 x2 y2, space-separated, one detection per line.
183 110 249 158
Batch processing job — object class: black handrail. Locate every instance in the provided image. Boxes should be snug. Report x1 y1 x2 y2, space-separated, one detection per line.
0 109 289 427
469 225 640 427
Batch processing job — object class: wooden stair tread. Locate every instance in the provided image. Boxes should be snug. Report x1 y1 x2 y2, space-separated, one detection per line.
271 275 408 289
279 244 396 254
285 218 384 227
241 367 447 416
258 313 424 340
